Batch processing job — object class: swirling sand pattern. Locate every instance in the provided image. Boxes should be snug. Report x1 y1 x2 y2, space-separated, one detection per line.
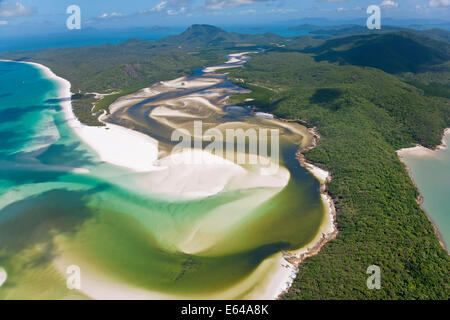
0 55 331 299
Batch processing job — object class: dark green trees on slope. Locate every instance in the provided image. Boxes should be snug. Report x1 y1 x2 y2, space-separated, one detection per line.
0 25 288 126
228 52 450 299
2 25 449 299
304 32 450 74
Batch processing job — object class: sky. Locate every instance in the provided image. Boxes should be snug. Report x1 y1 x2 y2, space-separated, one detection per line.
0 0 449 35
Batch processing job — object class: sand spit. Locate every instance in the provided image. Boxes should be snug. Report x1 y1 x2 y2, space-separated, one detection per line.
16 59 292 202
5 54 336 300
109 88 161 114
101 53 337 299
161 76 221 89
1 60 162 172
202 52 256 73
10 60 163 172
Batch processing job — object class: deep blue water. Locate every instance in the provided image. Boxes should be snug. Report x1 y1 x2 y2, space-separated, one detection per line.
0 28 183 52
0 26 311 52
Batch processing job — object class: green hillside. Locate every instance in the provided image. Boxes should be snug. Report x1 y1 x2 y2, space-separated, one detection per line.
162 24 287 47
0 24 449 299
0 28 230 125
0 25 289 126
305 32 450 74
228 52 450 299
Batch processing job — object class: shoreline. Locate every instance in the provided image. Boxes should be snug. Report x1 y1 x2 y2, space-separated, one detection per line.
397 128 450 252
97 53 337 299
397 128 449 157
0 60 162 173
1 58 336 300
275 126 338 299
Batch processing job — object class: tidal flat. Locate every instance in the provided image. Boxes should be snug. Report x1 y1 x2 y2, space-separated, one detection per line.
0 54 334 299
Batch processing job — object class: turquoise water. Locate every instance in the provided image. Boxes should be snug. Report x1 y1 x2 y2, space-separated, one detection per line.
399 134 450 250
0 27 310 52
0 61 327 299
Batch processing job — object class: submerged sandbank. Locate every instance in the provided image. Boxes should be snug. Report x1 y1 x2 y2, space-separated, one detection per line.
202 52 255 73
6 55 336 300
3 60 161 173
22 58 293 202
100 53 336 299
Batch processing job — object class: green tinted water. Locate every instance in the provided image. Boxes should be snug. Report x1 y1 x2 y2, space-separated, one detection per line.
0 61 326 299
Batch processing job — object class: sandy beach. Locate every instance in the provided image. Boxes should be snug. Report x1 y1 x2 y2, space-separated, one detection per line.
52 249 299 300
397 128 450 158
161 76 221 89
4 55 336 300
264 125 339 299
20 58 294 201
51 71 161 173
397 128 450 252
0 267 7 287
1 60 162 173
106 52 335 298
104 53 335 299
108 87 160 114
202 52 255 73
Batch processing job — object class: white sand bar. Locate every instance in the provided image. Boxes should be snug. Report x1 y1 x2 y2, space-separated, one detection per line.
17 61 161 173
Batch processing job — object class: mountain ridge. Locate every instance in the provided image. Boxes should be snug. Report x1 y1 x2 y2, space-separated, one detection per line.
162 24 286 47
304 31 450 74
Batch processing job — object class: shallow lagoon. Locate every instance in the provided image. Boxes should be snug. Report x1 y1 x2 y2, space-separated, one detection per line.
0 60 329 299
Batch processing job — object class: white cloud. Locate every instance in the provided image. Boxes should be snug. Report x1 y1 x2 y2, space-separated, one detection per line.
203 0 271 10
428 0 450 7
99 12 124 19
266 8 299 14
0 1 33 18
167 7 186 15
0 20 8 25
380 0 399 9
97 1 188 20
154 1 168 11
337 7 345 12
239 9 256 14
139 1 168 14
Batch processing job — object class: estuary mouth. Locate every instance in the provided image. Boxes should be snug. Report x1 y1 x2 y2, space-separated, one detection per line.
0 54 331 300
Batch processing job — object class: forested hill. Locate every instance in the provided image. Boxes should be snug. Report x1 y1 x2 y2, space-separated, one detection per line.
0 24 292 126
227 51 450 299
0 23 449 299
294 30 450 100
161 24 286 47
303 31 450 74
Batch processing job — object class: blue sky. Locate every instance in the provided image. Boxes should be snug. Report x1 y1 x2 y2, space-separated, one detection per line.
0 0 449 34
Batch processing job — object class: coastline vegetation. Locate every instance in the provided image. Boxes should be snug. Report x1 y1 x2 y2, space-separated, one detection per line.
0 25 293 126
1 44 230 125
1 25 449 299
228 51 450 299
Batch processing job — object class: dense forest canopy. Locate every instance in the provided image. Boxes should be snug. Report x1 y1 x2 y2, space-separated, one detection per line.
2 25 449 299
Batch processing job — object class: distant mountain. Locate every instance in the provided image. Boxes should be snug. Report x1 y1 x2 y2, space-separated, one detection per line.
165 24 226 44
419 28 450 43
289 24 410 37
162 24 286 47
305 32 450 74
284 17 450 29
